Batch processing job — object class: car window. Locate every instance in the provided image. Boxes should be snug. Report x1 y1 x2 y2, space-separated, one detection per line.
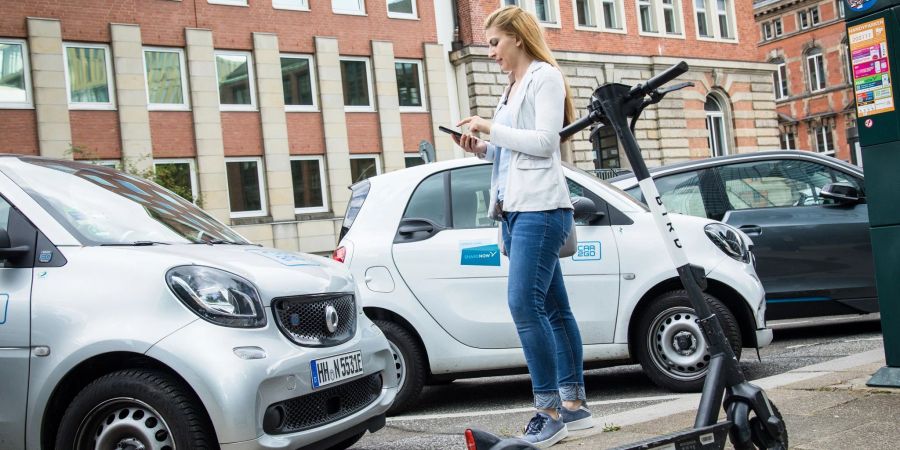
653 171 709 218
450 165 494 229
0 196 9 231
403 171 448 226
717 160 862 209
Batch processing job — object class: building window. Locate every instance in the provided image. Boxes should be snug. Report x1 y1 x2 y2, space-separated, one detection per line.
333 0 366 15
780 130 797 150
215 51 256 111
350 155 382 183
576 0 624 31
772 59 789 99
705 95 729 157
714 0 733 39
695 0 710 37
226 157 267 218
143 47 189 110
806 48 826 92
798 10 810 29
396 59 426 111
534 0 559 24
340 57 374 111
773 18 783 36
387 0 417 18
0 39 32 108
63 43 115 109
153 158 198 203
636 0 683 35
661 0 680 34
273 0 309 10
837 0 845 18
809 6 820 25
290 156 328 213
638 0 656 33
281 54 317 111
405 155 425 168
762 22 772 41
815 124 835 155
208 0 248 5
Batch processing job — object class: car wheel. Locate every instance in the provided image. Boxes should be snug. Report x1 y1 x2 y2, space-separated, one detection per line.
325 431 365 450
56 369 215 450
374 319 427 415
634 290 742 392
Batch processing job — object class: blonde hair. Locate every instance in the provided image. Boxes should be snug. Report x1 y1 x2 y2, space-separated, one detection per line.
484 6 575 134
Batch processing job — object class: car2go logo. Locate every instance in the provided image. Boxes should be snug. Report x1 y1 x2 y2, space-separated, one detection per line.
572 242 601 261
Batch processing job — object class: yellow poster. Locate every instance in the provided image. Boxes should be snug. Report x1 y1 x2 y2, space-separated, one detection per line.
849 18 895 117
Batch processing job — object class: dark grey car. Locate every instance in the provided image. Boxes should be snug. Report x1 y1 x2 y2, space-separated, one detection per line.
609 151 877 320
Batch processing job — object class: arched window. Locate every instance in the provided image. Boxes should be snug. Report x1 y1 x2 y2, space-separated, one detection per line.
705 95 729 157
806 47 826 92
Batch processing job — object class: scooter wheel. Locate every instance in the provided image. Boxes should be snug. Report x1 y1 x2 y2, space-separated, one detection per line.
750 403 788 450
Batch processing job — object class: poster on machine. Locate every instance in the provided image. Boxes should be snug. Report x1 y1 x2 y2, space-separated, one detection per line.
849 18 894 117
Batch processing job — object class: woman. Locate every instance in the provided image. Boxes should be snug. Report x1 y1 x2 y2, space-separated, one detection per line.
453 5 592 448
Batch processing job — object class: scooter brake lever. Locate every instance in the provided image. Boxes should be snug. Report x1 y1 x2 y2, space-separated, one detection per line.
656 81 695 95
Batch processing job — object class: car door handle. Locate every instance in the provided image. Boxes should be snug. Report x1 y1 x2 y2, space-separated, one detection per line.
398 223 434 234
739 225 762 236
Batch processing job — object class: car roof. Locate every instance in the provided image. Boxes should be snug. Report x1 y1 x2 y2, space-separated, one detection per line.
606 150 863 187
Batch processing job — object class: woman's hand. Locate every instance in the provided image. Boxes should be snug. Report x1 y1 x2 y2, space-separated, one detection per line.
452 133 488 155
457 115 492 135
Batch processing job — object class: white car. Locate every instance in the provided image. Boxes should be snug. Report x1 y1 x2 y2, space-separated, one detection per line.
334 158 773 414
0 155 397 450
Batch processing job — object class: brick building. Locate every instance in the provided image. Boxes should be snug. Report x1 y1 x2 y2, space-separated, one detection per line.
754 0 860 164
453 0 780 171
0 0 460 253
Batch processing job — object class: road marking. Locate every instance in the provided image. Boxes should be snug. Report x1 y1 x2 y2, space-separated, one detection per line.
387 394 688 422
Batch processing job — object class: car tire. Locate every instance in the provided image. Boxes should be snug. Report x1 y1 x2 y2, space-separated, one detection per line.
55 369 215 450
325 431 365 450
374 319 427 415
634 290 742 392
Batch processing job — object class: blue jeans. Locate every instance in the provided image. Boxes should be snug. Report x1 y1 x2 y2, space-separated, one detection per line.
501 208 586 409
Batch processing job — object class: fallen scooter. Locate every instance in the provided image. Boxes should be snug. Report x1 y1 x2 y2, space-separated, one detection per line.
465 61 788 450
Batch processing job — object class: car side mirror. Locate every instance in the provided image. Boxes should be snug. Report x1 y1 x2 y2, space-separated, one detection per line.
572 196 605 225
0 228 30 263
820 182 861 205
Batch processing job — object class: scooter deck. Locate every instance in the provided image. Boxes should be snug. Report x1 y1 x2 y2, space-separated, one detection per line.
609 421 732 450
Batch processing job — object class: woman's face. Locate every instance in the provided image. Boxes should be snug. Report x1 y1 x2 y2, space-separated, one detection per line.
486 26 523 73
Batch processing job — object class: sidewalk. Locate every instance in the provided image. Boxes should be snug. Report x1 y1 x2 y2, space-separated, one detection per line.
556 348 900 449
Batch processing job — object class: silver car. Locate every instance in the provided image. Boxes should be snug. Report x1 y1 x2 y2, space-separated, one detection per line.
0 155 397 450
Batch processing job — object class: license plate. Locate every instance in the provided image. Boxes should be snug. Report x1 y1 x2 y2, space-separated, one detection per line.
311 350 364 388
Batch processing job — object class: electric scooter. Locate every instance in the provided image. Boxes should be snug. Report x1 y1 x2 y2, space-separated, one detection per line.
465 61 788 450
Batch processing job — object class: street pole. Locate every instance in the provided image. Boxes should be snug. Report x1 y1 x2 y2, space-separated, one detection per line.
845 0 900 388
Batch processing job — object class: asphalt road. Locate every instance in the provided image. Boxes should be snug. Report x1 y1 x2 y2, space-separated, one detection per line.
351 314 884 449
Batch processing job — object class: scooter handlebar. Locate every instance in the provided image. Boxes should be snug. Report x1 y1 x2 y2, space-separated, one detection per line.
559 111 595 140
629 61 689 99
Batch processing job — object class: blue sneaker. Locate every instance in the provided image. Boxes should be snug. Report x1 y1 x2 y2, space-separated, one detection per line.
559 404 594 431
520 412 568 448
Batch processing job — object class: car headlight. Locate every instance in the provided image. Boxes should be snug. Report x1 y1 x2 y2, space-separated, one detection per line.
166 266 266 328
704 223 752 264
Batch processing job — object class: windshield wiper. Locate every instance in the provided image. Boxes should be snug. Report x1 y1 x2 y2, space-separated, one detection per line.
100 241 171 246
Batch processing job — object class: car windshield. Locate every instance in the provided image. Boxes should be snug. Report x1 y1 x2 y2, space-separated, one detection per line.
561 161 648 211
1 157 248 246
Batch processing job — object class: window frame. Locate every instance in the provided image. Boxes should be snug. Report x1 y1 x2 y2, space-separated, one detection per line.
633 0 684 38
332 0 367 15
207 0 249 6
773 17 783 37
798 9 810 29
142 46 191 111
499 0 562 28
280 53 319 112
806 50 826 92
153 158 200 203
573 0 627 34
815 124 835 156
809 6 820 25
289 155 329 213
339 56 376 112
225 156 268 219
0 38 33 109
349 154 382 183
395 58 428 113
781 131 797 150
214 50 258 112
694 0 736 42
837 0 845 19
387 0 419 19
62 42 116 110
773 60 789 99
272 0 310 11
705 95 729 157
762 22 772 41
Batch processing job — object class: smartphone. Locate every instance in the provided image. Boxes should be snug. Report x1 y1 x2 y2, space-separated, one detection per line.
438 126 463 138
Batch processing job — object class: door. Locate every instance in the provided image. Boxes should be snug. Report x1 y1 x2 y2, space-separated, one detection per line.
0 194 36 448
391 164 620 349
714 159 874 309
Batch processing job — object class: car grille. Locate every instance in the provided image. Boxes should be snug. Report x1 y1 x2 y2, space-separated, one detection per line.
264 373 383 435
272 293 357 347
